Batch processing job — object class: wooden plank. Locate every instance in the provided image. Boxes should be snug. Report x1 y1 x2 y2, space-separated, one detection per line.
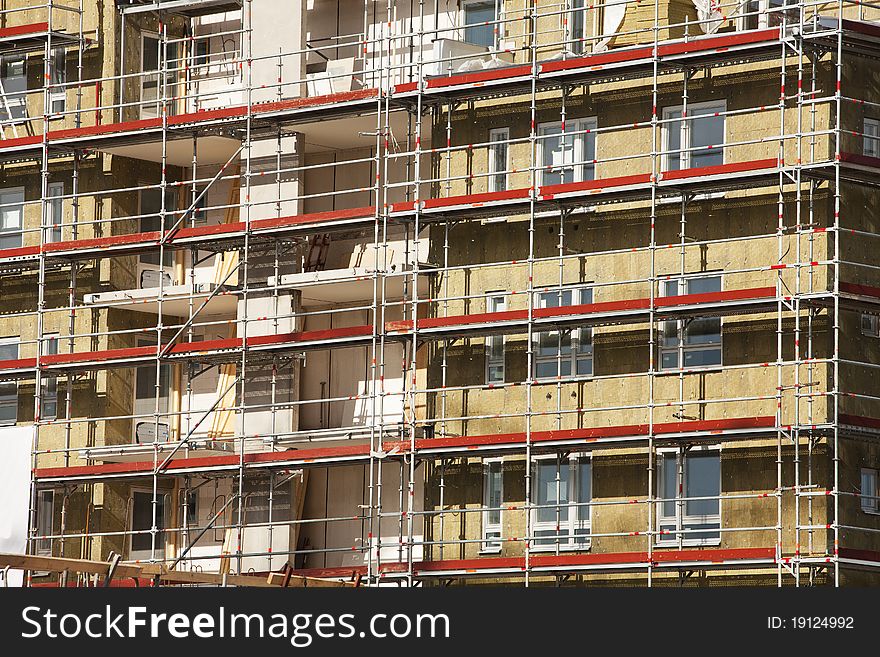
0 552 353 588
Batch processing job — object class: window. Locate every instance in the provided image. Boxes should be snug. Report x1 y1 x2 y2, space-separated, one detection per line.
195 38 210 68
861 313 880 338
660 275 722 370
485 293 506 383
658 447 721 545
46 182 63 243
538 118 597 187
141 34 178 119
133 337 171 443
139 188 176 276
663 101 725 171
183 490 199 529
534 286 593 379
0 187 24 250
35 490 54 556
0 338 18 426
49 47 66 114
532 454 591 550
742 0 797 30
488 127 509 193
41 334 59 421
0 55 27 121
130 489 166 560
569 0 594 55
864 118 880 159
862 468 879 514
462 0 498 48
482 459 503 552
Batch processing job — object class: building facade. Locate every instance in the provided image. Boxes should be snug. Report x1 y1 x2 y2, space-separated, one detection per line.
1 0 879 586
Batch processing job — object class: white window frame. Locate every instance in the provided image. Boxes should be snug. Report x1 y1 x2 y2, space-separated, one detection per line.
41 334 59 421
531 453 592 551
862 468 879 514
0 186 25 250
485 292 506 384
0 54 27 122
461 0 501 49
533 285 593 379
861 313 880 338
568 0 600 55
537 117 597 187
740 0 798 30
659 274 723 371
488 127 509 193
657 445 721 547
49 47 66 114
864 118 880 159
129 488 167 561
662 100 726 172
481 458 504 553
46 181 64 244
35 489 55 557
0 337 19 426
140 33 178 119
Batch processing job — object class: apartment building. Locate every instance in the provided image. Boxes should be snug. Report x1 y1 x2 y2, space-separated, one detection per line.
0 0 879 587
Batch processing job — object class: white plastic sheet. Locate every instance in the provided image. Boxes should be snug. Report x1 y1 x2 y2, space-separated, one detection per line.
596 0 629 51
693 0 724 33
0 427 34 587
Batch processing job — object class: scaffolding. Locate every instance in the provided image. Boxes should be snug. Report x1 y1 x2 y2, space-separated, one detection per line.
0 0 879 587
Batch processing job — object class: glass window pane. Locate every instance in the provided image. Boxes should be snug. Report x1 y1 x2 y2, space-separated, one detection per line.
683 347 722 368
131 491 165 553
665 110 682 171
687 276 721 295
577 458 591 521
464 1 496 47
690 106 724 168
683 317 721 345
685 452 720 517
661 453 677 517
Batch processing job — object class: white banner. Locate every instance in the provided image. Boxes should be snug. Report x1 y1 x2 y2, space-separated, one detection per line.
0 426 34 587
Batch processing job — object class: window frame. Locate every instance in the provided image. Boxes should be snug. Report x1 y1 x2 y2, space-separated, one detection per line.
0 336 19 426
488 127 509 193
862 468 879 514
659 274 723 371
0 186 25 251
568 0 600 55
656 445 722 547
485 291 507 384
0 54 28 122
46 181 64 244
861 313 880 338
35 489 55 557
533 285 593 380
864 117 880 159
49 47 66 114
129 488 167 561
662 100 726 172
537 117 598 187
40 333 59 421
481 458 504 553
531 453 592 551
461 0 501 49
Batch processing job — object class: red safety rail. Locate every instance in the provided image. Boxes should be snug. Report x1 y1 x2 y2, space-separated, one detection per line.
0 206 377 265
0 287 777 377
385 286 778 333
289 547 777 579
33 416 775 481
424 29 780 91
0 22 50 39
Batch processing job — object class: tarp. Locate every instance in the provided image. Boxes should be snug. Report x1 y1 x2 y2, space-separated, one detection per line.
0 426 34 587
693 0 724 33
596 0 630 51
